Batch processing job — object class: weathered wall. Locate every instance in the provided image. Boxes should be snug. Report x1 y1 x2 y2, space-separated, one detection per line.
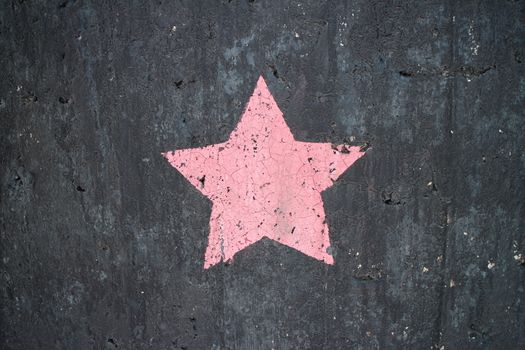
1 0 524 349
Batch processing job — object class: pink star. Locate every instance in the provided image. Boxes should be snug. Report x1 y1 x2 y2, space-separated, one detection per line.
162 76 365 268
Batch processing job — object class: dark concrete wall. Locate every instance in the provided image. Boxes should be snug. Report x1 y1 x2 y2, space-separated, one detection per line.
1 0 524 349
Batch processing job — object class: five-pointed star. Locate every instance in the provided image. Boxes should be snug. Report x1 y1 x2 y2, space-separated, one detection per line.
162 76 365 268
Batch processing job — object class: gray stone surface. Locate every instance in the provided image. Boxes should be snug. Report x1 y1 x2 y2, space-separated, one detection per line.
1 0 524 349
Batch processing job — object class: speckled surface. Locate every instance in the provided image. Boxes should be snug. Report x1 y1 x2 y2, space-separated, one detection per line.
1 1 524 349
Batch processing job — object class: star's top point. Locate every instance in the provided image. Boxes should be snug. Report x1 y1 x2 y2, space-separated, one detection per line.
231 75 293 143
256 74 269 90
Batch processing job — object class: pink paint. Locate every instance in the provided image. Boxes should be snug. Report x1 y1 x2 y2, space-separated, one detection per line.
163 76 365 268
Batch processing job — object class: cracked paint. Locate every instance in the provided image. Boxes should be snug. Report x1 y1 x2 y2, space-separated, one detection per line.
162 76 365 268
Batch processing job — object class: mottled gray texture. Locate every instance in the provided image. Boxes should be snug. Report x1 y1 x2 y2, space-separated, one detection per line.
1 0 524 349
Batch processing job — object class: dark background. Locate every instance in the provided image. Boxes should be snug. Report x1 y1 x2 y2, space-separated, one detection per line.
1 0 524 349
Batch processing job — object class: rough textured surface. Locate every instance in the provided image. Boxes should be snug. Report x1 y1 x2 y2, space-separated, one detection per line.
0 0 524 349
